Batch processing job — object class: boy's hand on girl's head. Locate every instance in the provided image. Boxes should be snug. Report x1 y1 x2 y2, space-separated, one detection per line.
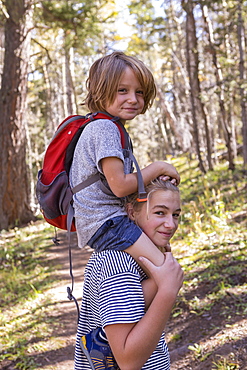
158 175 170 182
158 175 179 186
157 162 180 185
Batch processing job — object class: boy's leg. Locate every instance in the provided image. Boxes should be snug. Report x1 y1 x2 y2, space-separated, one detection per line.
125 232 165 274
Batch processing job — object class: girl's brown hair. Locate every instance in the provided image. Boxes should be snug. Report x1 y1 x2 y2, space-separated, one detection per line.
84 51 156 114
126 179 180 214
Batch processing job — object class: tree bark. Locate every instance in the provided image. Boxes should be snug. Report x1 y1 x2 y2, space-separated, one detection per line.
202 4 236 170
0 0 35 230
62 32 77 116
156 85 184 151
237 0 247 171
182 0 207 173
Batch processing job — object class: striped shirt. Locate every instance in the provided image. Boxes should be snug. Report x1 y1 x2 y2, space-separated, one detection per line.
74 250 170 369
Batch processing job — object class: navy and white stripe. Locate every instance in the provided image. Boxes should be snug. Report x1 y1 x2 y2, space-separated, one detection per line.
74 250 170 369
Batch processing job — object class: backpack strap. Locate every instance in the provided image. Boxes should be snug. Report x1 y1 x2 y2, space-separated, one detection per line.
128 151 147 202
52 115 85 140
66 203 80 323
72 173 100 194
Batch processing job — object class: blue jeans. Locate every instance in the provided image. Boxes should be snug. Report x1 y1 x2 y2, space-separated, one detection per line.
87 216 142 252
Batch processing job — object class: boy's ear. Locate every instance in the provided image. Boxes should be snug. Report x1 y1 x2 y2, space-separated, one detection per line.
126 203 136 221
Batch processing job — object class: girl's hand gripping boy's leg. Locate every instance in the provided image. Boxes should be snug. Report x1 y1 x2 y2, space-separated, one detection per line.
139 252 184 297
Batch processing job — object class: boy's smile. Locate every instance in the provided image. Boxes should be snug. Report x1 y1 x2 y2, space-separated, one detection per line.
105 67 145 123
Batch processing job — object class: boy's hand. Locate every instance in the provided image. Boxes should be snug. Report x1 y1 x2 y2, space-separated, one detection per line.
155 162 180 185
159 175 178 185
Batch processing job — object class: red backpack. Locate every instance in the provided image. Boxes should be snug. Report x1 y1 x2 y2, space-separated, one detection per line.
36 112 146 233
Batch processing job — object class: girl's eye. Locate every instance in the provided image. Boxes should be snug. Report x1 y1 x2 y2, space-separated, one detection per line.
173 213 181 219
137 90 144 95
118 88 127 93
155 211 164 216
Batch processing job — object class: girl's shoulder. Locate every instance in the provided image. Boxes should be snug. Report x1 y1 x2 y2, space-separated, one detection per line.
89 250 145 279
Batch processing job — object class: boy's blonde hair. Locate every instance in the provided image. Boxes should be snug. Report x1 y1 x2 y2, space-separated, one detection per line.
84 51 156 114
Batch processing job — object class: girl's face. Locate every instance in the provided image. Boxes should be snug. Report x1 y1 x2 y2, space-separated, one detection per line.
130 190 181 249
105 67 145 124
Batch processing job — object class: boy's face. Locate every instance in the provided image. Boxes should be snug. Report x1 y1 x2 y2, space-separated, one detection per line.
105 67 145 123
131 190 181 249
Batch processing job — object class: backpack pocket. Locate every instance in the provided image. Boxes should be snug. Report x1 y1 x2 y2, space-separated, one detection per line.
36 170 73 219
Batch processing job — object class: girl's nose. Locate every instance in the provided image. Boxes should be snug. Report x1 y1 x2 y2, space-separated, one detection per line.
164 216 175 228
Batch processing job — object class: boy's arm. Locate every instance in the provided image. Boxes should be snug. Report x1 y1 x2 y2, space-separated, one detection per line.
105 253 184 370
101 157 180 198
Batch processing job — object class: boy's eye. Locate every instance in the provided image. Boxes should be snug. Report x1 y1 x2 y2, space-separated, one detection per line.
173 213 181 219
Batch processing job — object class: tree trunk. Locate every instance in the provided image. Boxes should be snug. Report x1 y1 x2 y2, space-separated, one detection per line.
0 0 35 230
202 4 236 170
182 0 207 173
156 85 184 151
237 0 247 171
63 32 77 116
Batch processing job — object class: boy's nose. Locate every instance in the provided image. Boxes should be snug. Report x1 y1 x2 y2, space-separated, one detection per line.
127 92 138 103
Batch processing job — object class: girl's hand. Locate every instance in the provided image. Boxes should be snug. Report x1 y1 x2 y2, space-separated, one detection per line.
165 243 171 252
139 252 184 295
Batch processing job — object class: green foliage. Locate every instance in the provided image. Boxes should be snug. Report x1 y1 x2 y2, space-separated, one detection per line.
40 0 116 52
0 223 58 369
212 354 240 369
0 224 55 306
188 342 212 361
172 157 247 244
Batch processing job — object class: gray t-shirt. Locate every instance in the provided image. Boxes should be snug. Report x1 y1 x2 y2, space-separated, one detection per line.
70 119 133 248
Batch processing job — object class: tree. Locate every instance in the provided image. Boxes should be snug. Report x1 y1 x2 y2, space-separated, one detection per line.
0 0 35 230
201 1 236 170
182 0 207 173
237 0 247 171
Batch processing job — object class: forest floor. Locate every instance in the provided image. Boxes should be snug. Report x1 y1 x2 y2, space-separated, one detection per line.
16 229 247 370
1 224 247 370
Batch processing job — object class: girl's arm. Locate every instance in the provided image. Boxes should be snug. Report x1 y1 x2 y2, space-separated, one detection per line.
105 253 184 370
101 157 180 198
141 277 157 310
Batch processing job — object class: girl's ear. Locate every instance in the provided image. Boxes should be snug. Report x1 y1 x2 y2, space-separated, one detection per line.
126 203 136 221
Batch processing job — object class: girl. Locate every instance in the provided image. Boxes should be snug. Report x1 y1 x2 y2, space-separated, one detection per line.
75 179 184 369
70 51 180 274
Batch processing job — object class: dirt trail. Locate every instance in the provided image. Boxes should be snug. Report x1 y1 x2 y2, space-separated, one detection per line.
36 231 92 370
